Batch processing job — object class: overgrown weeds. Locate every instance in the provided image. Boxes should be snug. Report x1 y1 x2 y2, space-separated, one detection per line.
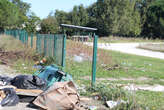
0 35 41 73
0 35 25 51
81 83 147 110
0 35 40 63
66 40 116 66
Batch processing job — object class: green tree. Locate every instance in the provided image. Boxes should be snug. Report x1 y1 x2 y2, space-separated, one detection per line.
0 0 19 30
87 0 141 36
145 0 164 38
10 0 31 28
40 16 59 34
25 12 40 33
55 10 71 25
136 0 156 36
70 5 88 26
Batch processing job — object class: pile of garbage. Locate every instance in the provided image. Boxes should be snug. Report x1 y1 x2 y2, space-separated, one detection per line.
0 64 85 110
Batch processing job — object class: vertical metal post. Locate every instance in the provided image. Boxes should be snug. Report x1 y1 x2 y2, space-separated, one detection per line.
53 35 57 58
44 35 47 56
4 29 6 35
48 35 52 56
22 30 25 43
25 32 28 46
62 32 66 68
92 33 98 86
26 32 28 45
36 34 39 53
31 34 33 48
20 31 22 42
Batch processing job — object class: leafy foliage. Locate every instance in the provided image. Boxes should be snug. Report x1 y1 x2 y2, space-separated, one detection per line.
10 0 31 28
41 0 142 37
0 0 19 29
1 0 164 38
144 0 164 38
90 0 141 36
0 0 31 31
40 16 59 34
25 12 40 33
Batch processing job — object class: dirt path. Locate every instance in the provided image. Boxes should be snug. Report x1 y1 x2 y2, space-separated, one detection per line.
85 42 164 59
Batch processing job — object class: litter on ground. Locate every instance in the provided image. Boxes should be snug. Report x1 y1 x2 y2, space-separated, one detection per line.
0 64 96 110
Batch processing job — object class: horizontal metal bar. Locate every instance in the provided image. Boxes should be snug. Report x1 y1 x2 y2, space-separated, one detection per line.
60 24 97 31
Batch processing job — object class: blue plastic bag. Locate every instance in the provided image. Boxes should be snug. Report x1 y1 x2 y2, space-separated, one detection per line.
34 65 73 88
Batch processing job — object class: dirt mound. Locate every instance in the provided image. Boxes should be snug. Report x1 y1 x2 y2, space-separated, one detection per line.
0 48 39 65
0 49 23 64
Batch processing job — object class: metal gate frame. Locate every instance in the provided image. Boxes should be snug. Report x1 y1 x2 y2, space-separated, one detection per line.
60 24 98 86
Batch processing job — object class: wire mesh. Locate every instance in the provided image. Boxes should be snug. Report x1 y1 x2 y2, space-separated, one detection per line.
36 34 64 66
3 30 65 67
5 29 28 44
65 36 94 85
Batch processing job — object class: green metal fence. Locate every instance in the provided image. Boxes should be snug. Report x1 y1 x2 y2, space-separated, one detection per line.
36 34 65 66
5 29 28 44
4 29 66 67
4 25 98 86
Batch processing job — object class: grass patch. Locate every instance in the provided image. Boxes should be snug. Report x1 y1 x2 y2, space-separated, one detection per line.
65 41 164 109
109 50 164 79
136 91 164 110
78 83 164 110
138 43 164 53
81 83 161 110
13 59 37 74
65 49 164 83
80 78 164 86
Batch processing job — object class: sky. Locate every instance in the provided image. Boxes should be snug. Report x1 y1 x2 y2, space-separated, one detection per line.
23 0 97 19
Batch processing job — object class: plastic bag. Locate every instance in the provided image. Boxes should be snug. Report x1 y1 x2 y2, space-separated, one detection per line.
34 65 73 88
0 88 19 106
0 76 12 86
11 75 47 90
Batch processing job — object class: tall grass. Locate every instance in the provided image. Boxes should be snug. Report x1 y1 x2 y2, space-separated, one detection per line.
0 35 38 59
0 35 39 74
0 35 25 51
66 40 115 66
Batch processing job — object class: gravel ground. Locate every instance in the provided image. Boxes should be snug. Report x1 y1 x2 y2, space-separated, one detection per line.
85 42 164 59
0 103 37 110
0 65 38 110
